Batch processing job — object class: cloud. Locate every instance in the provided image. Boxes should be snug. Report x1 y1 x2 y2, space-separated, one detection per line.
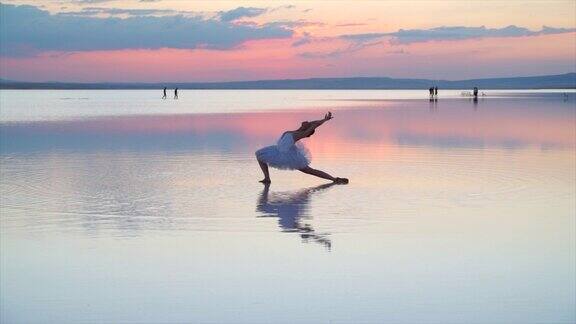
74 0 115 3
298 24 576 60
217 7 267 22
341 25 576 44
292 33 312 47
0 3 293 56
302 24 576 59
291 32 332 47
216 5 296 22
60 7 179 16
540 26 576 34
340 32 387 42
389 25 576 43
268 5 296 12
265 20 324 29
299 41 383 59
335 23 367 27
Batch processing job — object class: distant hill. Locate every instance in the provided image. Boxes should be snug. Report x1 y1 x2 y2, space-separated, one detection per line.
1 73 574 90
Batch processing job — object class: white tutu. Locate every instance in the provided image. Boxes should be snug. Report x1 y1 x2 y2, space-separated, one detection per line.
255 132 311 170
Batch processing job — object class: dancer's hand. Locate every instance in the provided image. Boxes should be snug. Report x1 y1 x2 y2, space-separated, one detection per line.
324 111 333 121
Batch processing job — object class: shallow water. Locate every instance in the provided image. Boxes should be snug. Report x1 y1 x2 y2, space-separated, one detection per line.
1 90 575 323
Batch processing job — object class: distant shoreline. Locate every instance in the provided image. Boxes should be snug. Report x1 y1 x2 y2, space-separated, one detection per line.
1 73 574 90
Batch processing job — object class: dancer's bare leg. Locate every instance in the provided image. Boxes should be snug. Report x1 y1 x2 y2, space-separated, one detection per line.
299 166 348 183
258 160 271 183
299 166 335 181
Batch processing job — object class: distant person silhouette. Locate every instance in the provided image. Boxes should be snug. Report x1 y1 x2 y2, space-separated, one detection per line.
162 87 167 99
428 87 434 98
434 86 438 97
174 88 178 99
473 87 479 98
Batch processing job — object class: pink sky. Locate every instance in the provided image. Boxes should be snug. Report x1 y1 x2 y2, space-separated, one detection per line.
1 1 575 82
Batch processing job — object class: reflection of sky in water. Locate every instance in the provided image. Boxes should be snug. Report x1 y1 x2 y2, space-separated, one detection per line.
1 96 574 153
1 92 574 323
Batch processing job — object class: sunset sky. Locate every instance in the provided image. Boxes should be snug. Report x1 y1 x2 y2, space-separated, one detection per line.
0 0 575 82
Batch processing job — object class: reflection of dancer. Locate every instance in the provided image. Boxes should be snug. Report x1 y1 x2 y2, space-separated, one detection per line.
174 87 178 99
255 112 348 184
256 183 334 249
162 87 167 99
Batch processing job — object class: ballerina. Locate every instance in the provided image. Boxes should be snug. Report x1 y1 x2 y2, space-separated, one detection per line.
255 112 348 184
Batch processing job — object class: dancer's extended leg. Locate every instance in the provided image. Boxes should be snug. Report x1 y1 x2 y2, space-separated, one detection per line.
258 160 271 183
299 166 348 183
298 166 336 181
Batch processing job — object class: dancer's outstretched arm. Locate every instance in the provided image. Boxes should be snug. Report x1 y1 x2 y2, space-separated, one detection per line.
294 112 333 140
307 112 332 129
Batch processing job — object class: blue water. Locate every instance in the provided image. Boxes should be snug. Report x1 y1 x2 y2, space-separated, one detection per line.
1 90 575 323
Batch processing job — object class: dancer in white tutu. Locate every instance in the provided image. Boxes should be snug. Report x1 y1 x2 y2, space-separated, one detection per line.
255 112 348 184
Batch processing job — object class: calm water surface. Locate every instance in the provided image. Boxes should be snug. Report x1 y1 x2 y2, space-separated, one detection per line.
1 90 575 323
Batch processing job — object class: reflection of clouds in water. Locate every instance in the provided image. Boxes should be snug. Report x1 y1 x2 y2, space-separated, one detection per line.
1 97 574 155
256 183 334 250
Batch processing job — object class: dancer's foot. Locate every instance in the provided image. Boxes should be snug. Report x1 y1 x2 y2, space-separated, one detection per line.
333 177 349 184
259 178 271 184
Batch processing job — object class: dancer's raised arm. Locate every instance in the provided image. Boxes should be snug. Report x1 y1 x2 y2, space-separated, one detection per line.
308 112 333 128
294 112 333 141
